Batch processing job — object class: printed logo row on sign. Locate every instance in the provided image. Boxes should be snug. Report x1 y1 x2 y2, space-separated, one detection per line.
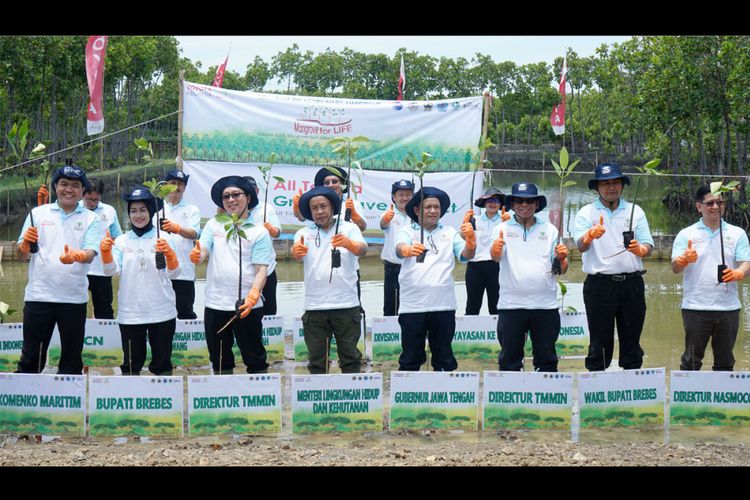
0 369 748 438
0 314 591 371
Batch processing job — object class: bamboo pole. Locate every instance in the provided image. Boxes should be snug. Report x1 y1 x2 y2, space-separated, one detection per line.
177 70 184 170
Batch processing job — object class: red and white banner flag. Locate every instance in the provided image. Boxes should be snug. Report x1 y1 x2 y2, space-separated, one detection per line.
212 55 228 88
549 55 567 136
397 55 406 101
85 36 108 136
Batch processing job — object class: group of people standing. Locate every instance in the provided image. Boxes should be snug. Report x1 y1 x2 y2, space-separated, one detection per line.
14 161 749 378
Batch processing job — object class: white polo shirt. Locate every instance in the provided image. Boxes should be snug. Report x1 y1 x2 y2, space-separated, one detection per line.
18 202 101 304
470 211 503 262
492 217 559 310
672 219 750 311
396 222 468 314
249 202 280 276
294 221 365 311
199 217 274 312
103 228 180 325
158 199 202 282
79 201 123 277
381 208 411 265
574 199 654 275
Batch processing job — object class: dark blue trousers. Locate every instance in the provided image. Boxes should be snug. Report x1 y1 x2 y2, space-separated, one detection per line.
497 309 560 372
383 261 401 316
398 310 458 371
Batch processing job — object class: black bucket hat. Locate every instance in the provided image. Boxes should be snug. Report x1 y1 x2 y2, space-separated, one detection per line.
163 168 189 185
588 163 631 190
474 186 505 208
405 187 451 224
299 186 341 221
504 182 547 213
391 179 415 196
210 176 259 210
52 165 87 189
314 166 349 194
122 185 163 216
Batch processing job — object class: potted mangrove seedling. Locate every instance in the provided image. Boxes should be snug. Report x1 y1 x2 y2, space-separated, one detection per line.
404 151 437 263
550 146 580 275
710 180 741 283
142 178 177 270
467 137 495 230
622 159 662 249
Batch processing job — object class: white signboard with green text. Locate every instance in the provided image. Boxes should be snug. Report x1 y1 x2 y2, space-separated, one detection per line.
483 371 573 431
389 371 479 431
578 368 666 429
0 373 86 436
188 374 282 435
230 315 284 363
291 373 383 433
0 323 24 372
453 315 499 361
524 311 589 358
371 316 402 362
292 316 364 362
88 376 184 437
50 320 121 368
670 371 750 427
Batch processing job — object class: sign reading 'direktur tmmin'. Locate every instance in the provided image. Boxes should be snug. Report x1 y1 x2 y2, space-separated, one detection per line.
292 373 383 433
188 373 282 435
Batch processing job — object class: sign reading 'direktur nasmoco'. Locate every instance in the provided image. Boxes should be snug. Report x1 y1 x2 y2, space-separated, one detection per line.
0 373 85 436
389 372 479 431
452 315 499 361
0 323 24 372
670 371 750 427
88 376 184 437
578 368 665 429
188 374 282 435
483 371 573 431
292 373 383 433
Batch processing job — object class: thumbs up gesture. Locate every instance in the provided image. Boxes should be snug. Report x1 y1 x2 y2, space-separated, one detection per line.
100 230 115 264
583 215 606 244
382 204 395 226
491 229 505 259
189 241 202 264
676 239 698 267
292 235 308 260
59 244 87 264
500 206 511 222
292 188 303 215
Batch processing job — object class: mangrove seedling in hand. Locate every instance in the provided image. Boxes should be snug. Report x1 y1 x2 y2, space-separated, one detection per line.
404 151 437 263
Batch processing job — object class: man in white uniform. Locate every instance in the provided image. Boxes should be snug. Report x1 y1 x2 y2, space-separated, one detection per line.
380 179 414 316
395 187 475 371
245 175 282 315
16 166 101 374
291 186 367 374
671 185 750 371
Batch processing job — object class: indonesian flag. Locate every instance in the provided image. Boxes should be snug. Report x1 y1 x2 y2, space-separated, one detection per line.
397 55 405 101
212 55 228 88
85 36 108 136
550 55 567 136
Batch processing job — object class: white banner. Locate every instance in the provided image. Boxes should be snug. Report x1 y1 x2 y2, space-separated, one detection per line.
0 323 24 372
183 161 482 236
88 375 184 437
670 371 750 427
389 371 479 431
188 374 282 435
291 373 383 433
483 371 573 431
182 81 483 170
578 368 666 429
0 373 86 436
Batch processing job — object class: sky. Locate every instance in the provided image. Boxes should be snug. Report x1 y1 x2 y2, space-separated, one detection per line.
176 36 633 91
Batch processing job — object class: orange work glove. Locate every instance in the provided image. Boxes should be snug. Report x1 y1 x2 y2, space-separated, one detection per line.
332 233 361 254
627 239 649 258
160 219 182 234
399 241 426 258
156 238 179 270
346 198 363 224
463 210 475 224
263 222 281 238
18 226 38 254
100 230 115 264
491 230 505 259
675 239 698 267
500 206 511 222
582 215 606 245
59 244 88 264
37 185 49 206
722 268 745 283
555 243 569 262
292 188 303 215
239 287 261 318
189 241 202 264
382 204 395 226
291 235 308 260
461 222 476 250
